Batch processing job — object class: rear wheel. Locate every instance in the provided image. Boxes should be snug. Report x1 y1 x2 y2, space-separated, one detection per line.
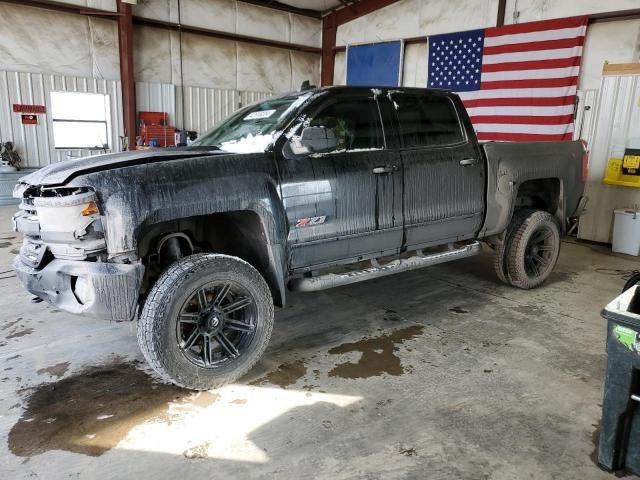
137 253 273 390
493 208 532 284
504 210 561 289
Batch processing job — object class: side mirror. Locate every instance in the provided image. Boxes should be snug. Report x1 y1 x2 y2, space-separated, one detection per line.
289 126 337 155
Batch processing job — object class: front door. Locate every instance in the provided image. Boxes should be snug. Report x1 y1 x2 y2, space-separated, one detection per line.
389 91 485 248
277 91 403 271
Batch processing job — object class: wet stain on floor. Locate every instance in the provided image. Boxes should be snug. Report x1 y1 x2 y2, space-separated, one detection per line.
189 391 219 408
449 307 469 314
512 304 547 318
384 309 404 322
7 362 195 457
36 362 70 379
2 319 22 331
251 359 307 388
6 328 33 339
0 241 12 248
328 325 424 379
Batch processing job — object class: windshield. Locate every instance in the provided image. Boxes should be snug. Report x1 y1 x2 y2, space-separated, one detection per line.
190 92 312 153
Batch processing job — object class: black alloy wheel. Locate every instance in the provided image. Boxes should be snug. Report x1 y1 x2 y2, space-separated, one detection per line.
176 281 257 368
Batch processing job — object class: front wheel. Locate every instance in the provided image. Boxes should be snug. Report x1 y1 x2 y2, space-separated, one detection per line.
137 254 274 390
504 210 561 289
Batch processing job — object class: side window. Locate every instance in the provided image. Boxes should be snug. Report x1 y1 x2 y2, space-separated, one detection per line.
393 94 464 147
306 97 384 153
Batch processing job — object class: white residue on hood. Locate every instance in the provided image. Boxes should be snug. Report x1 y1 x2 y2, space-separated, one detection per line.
220 133 274 154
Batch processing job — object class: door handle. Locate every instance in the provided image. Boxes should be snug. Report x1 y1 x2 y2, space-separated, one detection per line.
372 165 398 174
459 158 478 166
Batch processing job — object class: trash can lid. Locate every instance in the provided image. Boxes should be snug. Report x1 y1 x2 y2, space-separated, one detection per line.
602 285 640 328
614 208 640 216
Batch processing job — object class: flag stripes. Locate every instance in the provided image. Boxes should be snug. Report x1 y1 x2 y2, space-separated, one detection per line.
428 16 588 141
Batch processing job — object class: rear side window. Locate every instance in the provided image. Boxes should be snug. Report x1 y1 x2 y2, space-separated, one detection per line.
393 94 464 147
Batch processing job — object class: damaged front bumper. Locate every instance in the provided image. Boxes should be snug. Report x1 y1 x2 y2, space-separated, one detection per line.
13 256 144 322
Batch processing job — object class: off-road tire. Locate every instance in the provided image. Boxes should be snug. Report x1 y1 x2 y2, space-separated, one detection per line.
493 208 534 284
137 253 274 390
504 210 561 289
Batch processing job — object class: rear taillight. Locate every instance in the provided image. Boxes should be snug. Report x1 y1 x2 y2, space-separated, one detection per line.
580 140 589 183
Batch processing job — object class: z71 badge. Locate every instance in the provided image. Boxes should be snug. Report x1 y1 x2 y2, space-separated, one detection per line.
295 216 326 228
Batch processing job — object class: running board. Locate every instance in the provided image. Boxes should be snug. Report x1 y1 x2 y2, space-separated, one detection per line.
289 241 482 292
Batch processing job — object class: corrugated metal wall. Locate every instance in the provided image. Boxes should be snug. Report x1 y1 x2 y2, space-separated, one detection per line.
578 74 640 243
0 70 122 167
135 81 176 124
0 72 273 169
574 89 599 146
136 82 272 137
177 86 272 134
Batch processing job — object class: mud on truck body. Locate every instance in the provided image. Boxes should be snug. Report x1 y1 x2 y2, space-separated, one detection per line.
12 86 588 390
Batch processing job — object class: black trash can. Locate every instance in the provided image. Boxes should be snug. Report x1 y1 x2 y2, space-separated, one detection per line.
599 285 640 474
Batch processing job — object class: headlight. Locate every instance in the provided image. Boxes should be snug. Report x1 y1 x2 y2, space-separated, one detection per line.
34 191 100 236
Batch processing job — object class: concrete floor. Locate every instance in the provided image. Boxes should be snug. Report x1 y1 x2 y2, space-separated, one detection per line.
0 204 635 480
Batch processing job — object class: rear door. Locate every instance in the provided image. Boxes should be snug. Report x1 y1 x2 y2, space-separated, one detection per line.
390 91 485 248
278 91 403 270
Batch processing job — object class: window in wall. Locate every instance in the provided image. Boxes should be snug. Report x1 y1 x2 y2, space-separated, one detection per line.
51 92 110 149
393 94 464 147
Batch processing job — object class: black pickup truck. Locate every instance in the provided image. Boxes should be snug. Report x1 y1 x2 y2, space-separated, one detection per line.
12 86 587 390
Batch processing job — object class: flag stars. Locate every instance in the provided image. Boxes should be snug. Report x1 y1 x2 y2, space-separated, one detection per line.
428 30 485 91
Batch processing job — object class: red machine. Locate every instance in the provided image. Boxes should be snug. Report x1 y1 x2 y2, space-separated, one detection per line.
139 112 176 147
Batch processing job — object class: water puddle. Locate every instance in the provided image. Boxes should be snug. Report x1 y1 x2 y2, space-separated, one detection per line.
36 362 70 379
8 362 217 457
328 325 424 379
251 359 307 388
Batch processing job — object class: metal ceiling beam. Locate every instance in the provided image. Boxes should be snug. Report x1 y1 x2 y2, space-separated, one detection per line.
1 0 322 19
0 0 119 18
0 0 320 53
133 16 321 53
589 8 640 23
237 0 321 19
329 0 400 25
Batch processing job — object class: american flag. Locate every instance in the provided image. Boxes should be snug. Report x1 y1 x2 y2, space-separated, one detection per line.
428 16 588 141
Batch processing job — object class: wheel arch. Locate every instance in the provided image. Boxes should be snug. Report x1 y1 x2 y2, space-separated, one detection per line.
137 209 287 307
514 178 564 231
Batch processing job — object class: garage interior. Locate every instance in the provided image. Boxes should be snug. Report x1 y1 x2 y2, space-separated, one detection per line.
1 0 640 478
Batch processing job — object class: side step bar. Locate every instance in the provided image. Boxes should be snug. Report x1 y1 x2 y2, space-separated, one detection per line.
289 241 482 292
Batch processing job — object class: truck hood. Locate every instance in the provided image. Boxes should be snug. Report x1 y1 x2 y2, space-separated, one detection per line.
18 149 224 187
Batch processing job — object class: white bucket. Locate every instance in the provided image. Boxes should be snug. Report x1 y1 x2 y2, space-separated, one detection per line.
613 209 640 256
